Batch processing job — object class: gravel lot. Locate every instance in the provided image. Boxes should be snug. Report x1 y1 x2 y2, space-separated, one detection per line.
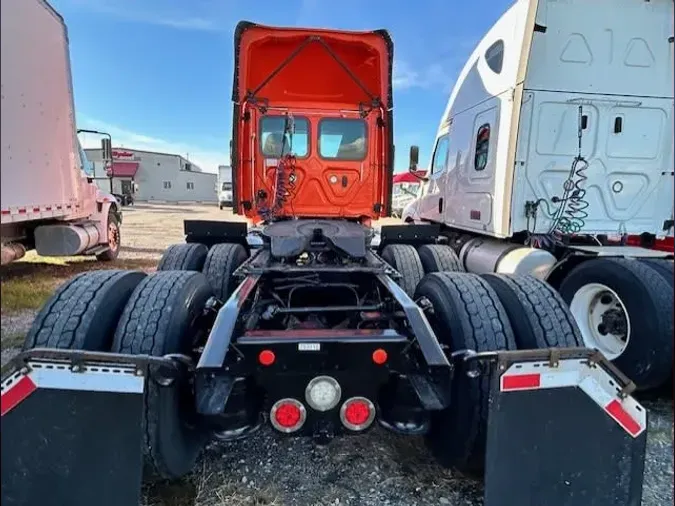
1 203 672 506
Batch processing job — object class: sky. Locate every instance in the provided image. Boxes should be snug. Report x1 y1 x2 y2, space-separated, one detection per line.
55 0 514 174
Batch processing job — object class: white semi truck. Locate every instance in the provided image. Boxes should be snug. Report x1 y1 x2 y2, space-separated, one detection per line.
1 0 121 265
218 164 233 209
402 0 674 390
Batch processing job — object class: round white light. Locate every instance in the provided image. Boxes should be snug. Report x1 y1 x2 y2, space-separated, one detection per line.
305 376 341 412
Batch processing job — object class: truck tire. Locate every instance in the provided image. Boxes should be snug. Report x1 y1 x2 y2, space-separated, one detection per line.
481 274 582 350
559 258 673 390
417 244 464 274
96 212 121 261
639 259 673 286
157 243 208 271
381 244 424 297
414 272 516 474
23 270 145 351
202 243 248 301
111 271 214 479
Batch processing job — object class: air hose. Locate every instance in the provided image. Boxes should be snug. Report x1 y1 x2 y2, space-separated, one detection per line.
527 105 590 245
257 113 297 222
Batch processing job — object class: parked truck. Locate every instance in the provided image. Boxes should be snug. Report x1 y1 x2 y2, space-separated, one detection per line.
0 0 122 266
402 0 674 391
1 20 647 506
218 164 233 209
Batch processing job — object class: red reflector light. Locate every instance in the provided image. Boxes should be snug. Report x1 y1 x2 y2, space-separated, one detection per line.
1 375 37 417
501 373 541 391
258 349 275 366
372 348 387 365
276 404 301 427
340 397 376 431
345 401 370 425
270 398 306 433
605 399 641 436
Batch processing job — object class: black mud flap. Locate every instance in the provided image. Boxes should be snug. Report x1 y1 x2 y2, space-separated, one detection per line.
483 350 647 506
1 350 154 506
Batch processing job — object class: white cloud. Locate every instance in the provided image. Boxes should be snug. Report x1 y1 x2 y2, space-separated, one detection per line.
78 118 227 174
64 0 222 32
393 59 455 91
392 60 421 89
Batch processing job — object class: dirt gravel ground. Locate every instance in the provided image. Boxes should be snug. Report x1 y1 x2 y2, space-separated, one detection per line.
1 203 673 506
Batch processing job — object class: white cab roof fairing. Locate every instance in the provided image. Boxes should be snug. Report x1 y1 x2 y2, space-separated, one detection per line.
436 0 533 134
423 0 673 237
524 0 673 98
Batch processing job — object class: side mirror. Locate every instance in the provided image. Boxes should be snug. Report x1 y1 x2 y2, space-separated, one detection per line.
408 145 428 181
409 145 419 171
101 138 112 161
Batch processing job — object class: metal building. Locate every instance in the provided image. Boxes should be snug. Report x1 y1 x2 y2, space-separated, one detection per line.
84 147 217 203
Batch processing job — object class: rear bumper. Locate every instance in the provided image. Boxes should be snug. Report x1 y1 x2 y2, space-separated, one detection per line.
197 328 445 439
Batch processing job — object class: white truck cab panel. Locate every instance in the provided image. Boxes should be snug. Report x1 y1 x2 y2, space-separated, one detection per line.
407 0 674 240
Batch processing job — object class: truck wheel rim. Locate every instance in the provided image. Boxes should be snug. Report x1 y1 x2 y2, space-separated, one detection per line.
570 283 630 360
108 222 119 251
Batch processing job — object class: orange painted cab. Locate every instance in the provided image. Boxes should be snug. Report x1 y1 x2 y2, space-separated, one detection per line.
231 22 394 223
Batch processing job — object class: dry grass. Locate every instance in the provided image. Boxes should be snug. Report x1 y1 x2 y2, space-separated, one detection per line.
0 204 400 316
142 463 283 506
0 252 157 313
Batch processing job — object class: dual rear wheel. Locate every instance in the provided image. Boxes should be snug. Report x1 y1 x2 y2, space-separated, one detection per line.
383 243 674 391
24 240 250 480
380 243 582 474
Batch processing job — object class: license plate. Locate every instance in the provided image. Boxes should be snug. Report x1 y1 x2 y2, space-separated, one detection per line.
298 343 321 351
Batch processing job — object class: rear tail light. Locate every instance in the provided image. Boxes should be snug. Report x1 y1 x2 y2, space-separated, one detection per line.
270 398 306 433
372 348 388 365
258 349 276 366
305 376 341 412
340 397 376 431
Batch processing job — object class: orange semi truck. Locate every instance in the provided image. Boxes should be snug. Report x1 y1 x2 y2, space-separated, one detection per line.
1 20 648 506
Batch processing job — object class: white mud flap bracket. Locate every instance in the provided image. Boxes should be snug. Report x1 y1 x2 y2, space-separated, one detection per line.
483 348 647 506
0 349 170 506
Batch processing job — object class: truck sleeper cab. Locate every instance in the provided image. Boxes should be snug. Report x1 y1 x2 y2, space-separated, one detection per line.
402 0 674 391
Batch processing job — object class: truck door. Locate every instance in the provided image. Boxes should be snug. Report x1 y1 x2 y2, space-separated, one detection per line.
417 134 450 220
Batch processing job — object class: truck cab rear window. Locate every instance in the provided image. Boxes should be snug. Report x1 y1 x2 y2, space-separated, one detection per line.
319 119 367 160
260 116 309 158
474 124 490 171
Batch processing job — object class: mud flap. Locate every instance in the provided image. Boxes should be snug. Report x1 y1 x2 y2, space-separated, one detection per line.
484 351 647 506
1 355 147 506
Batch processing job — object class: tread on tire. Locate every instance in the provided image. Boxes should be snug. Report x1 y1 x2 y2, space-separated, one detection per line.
482 274 582 350
415 272 516 475
111 270 214 480
417 244 464 274
24 269 146 351
202 243 249 301
157 243 209 272
381 244 424 297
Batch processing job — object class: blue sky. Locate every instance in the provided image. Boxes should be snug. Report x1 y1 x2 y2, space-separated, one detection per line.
55 0 513 173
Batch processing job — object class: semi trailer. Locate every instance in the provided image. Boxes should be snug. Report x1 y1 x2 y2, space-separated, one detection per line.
1 18 648 506
0 0 122 265
218 164 233 209
402 0 674 391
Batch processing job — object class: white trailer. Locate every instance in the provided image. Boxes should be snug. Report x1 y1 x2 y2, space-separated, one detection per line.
1 0 121 265
402 0 674 390
218 165 233 209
